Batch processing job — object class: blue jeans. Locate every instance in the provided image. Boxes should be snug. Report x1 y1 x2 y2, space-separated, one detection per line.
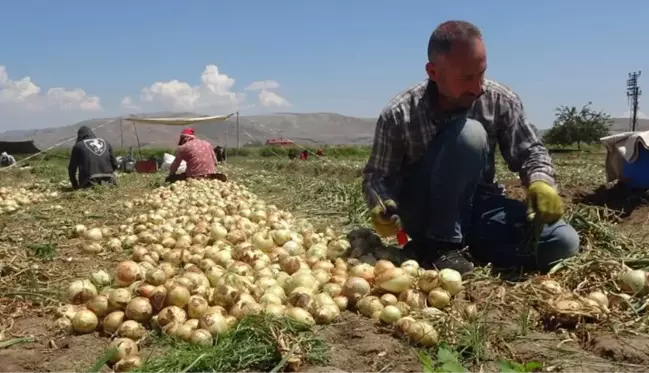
396 118 580 271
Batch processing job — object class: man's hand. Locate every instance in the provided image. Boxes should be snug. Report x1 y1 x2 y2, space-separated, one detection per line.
370 199 400 237
526 181 564 224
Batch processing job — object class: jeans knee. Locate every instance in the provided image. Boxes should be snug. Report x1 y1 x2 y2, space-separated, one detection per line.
457 119 488 156
553 224 580 257
537 223 580 270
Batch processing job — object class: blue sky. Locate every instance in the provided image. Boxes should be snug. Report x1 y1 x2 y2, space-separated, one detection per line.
1 0 647 131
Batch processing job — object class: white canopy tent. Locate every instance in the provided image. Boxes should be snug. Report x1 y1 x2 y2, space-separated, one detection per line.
120 113 237 160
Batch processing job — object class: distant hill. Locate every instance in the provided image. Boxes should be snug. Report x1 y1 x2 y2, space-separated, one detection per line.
0 112 377 150
2 113 647 151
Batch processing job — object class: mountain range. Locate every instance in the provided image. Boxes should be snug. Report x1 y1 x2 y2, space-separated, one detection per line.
1 112 647 150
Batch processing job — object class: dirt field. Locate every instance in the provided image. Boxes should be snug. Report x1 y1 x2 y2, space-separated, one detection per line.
1 148 649 372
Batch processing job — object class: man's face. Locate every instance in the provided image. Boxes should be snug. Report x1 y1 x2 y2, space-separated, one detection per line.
426 37 487 110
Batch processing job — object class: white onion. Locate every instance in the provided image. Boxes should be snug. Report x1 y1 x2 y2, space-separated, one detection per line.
427 288 451 309
71 309 98 334
103 311 125 334
375 268 413 293
114 260 142 287
67 279 97 304
285 306 315 326
619 269 648 295
117 320 147 340
125 297 153 322
439 268 463 296
379 305 402 324
107 338 139 363
190 328 214 347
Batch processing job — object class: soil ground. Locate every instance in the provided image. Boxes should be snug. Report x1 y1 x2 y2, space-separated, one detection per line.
1 150 649 372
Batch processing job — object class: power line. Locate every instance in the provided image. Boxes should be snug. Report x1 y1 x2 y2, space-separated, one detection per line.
626 71 642 131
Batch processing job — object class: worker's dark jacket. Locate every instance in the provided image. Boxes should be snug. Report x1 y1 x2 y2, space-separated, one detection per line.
68 126 118 189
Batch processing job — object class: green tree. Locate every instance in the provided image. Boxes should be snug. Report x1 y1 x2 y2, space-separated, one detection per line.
543 102 612 149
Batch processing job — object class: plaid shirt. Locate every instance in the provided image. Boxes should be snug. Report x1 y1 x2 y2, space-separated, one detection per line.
362 79 555 206
169 137 217 177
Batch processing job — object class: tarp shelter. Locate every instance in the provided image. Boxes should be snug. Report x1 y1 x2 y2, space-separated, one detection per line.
121 114 234 158
601 131 649 188
0 140 41 155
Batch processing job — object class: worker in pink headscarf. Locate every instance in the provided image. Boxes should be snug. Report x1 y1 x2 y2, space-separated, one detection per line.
166 128 227 183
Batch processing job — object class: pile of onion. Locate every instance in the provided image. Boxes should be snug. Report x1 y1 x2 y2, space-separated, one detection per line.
0 186 56 215
57 178 477 369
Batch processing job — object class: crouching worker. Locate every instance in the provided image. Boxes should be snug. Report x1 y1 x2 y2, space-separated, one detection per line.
363 20 579 275
165 128 227 183
68 126 118 189
0 152 16 167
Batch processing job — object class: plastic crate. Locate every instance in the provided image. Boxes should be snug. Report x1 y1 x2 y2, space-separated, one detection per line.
135 160 158 173
622 146 649 189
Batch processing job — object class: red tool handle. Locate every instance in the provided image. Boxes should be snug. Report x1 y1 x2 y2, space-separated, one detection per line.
396 229 408 246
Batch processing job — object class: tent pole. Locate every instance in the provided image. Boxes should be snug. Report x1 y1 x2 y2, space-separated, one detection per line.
236 111 240 149
120 118 124 153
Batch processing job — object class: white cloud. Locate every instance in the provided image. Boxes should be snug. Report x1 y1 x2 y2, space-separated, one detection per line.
128 65 290 113
134 64 245 112
120 96 140 111
246 80 280 91
0 65 101 112
259 90 290 108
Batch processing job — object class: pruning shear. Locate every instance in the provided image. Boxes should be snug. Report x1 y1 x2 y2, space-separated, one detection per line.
369 187 402 229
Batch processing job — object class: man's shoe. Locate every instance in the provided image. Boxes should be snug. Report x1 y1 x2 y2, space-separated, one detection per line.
431 248 474 274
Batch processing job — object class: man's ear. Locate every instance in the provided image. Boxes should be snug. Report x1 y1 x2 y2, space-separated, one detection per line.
425 62 436 81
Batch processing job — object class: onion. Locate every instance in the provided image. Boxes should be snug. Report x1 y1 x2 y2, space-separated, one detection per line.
619 269 648 295
108 288 132 310
117 320 147 340
401 260 420 276
417 270 440 293
342 277 371 303
539 279 563 294
87 295 109 317
145 268 167 286
114 355 142 373
55 304 78 320
427 288 451 309
89 270 112 287
158 305 187 326
107 338 139 363
103 311 125 334
463 303 478 321
439 268 463 296
398 289 427 310
67 279 98 304
375 268 413 293
587 291 610 309
356 296 384 317
72 224 87 237
314 304 340 324
190 329 214 347
199 312 230 336
114 261 142 287
125 297 153 322
53 317 73 334
373 260 396 276
333 296 348 311
378 293 397 306
264 303 286 316
379 305 402 324
350 263 374 283
326 239 351 260
285 306 315 326
166 284 191 308
187 295 209 319
83 227 103 241
394 316 416 336
71 309 98 334
407 320 438 347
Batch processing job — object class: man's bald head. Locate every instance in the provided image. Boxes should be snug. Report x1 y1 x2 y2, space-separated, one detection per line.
425 20 486 110
427 20 483 63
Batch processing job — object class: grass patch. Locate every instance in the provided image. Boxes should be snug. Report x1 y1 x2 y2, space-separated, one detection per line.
136 314 330 373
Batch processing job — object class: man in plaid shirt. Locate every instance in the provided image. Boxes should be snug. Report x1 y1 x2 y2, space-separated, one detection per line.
362 20 579 274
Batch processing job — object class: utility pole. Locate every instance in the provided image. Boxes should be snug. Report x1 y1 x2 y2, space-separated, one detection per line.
236 111 240 149
626 71 642 131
